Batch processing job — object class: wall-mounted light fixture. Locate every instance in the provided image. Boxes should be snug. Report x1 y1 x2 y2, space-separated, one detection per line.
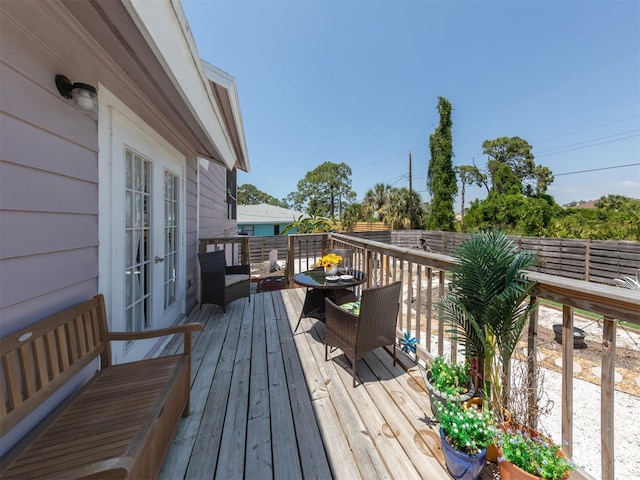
55 74 98 115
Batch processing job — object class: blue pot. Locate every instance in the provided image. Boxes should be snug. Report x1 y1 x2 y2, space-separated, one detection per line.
439 428 487 480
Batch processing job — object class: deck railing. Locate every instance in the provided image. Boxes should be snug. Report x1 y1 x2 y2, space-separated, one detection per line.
282 232 638 480
199 232 638 479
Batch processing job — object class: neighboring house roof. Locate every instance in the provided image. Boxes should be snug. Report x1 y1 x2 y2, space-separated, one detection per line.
570 200 598 209
238 204 306 225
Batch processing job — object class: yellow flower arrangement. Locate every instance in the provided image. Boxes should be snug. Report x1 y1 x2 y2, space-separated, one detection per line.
317 253 342 268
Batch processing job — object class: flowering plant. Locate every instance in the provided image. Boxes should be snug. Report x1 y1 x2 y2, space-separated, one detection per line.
437 401 495 455
498 428 575 480
317 253 342 268
429 356 471 396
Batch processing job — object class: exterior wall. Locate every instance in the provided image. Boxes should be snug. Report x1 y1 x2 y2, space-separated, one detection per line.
196 159 237 309
0 0 234 453
245 223 291 236
0 7 100 335
185 158 200 313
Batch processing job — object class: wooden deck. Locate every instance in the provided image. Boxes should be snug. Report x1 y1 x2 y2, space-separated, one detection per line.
158 288 494 479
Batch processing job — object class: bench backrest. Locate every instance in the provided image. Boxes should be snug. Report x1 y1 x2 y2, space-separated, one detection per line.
0 295 110 434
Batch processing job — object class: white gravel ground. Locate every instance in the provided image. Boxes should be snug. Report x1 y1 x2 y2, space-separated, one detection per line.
537 367 640 480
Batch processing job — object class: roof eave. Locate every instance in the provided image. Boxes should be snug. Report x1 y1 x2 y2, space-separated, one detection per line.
122 0 238 169
202 61 250 173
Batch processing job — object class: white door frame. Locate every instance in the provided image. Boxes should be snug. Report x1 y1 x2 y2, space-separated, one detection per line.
98 86 186 364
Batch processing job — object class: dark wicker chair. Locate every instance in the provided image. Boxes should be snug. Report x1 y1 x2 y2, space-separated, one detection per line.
198 250 250 312
324 281 402 387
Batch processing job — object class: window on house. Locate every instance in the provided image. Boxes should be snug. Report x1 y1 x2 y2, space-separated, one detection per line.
239 225 254 236
273 225 280 235
226 169 237 220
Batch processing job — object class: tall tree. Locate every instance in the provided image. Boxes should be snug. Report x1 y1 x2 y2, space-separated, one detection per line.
426 97 457 231
287 162 356 218
481 136 554 196
237 184 287 207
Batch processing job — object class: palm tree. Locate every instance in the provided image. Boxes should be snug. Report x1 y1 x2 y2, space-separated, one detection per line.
438 231 537 418
362 183 391 221
383 187 425 230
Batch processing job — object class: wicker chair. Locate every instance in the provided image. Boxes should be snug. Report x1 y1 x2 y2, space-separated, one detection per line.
198 250 250 312
324 281 402 387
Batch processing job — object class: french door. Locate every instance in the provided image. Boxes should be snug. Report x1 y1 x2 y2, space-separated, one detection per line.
124 149 181 339
101 105 185 364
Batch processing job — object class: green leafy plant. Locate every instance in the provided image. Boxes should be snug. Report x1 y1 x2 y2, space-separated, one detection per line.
437 401 495 455
429 356 471 396
438 230 537 419
498 428 575 480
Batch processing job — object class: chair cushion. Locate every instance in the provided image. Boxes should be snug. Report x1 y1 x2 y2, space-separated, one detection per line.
339 301 361 315
225 274 250 286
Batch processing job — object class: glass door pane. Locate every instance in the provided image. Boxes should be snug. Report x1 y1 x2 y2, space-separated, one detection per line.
164 170 179 310
125 150 152 337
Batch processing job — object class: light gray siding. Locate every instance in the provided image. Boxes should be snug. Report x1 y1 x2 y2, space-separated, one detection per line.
0 14 99 335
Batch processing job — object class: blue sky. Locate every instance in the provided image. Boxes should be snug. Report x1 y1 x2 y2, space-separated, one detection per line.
183 0 640 211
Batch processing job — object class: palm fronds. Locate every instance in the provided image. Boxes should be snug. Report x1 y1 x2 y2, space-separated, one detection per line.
438 230 537 414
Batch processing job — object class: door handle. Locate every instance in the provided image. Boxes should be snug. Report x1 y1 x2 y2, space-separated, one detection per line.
154 256 165 264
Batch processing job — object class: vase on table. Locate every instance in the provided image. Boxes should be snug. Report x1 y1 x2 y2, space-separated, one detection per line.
324 265 338 276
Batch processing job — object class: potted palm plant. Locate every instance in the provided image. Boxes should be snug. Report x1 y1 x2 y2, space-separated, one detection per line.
438 230 538 420
437 400 495 480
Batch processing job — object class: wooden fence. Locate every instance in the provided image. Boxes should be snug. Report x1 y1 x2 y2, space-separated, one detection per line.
389 231 640 286
235 231 639 285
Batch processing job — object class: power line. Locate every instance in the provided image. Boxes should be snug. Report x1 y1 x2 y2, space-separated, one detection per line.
554 163 640 177
533 129 640 155
535 134 639 158
532 115 640 145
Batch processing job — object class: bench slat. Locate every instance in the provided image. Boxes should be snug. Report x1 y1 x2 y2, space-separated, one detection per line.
17 345 37 398
2 352 23 413
32 336 49 389
44 331 60 377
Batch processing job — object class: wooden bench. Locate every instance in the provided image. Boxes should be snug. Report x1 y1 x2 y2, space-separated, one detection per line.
0 294 203 479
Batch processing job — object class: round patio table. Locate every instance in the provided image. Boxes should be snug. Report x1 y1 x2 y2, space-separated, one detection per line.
293 268 366 332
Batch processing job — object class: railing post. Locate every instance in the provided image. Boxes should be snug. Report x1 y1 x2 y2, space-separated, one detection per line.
438 270 445 357
585 239 590 281
285 235 295 288
561 305 574 458
527 298 539 428
241 237 250 265
426 267 433 353
415 264 422 347
601 316 616 480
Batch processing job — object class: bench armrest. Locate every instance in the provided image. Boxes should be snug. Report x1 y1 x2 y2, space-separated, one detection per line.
60 456 133 479
106 322 203 356
106 322 203 342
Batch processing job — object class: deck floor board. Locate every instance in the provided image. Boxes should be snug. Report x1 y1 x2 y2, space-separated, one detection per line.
160 289 453 479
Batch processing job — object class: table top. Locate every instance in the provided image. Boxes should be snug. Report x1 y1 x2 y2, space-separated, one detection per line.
293 268 366 290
